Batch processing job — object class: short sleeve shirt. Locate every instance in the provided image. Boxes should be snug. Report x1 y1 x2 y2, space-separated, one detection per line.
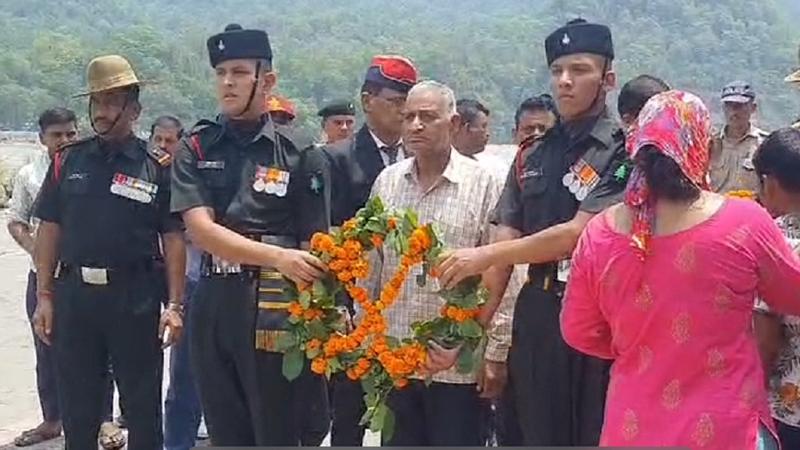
170 117 330 242
492 111 628 237
34 135 181 266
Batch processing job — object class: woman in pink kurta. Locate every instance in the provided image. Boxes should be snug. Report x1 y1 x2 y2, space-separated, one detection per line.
561 91 800 450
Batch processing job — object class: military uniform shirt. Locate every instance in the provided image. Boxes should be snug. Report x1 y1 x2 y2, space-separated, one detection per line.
170 117 329 242
34 135 180 266
493 111 628 237
709 124 768 194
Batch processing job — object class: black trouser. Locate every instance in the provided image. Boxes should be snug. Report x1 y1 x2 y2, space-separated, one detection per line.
506 283 609 446
190 275 328 446
53 266 163 450
778 421 800 449
25 271 60 423
331 373 366 446
383 380 483 446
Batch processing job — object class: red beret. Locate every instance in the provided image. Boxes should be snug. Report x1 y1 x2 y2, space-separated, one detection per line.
364 55 418 93
265 94 296 118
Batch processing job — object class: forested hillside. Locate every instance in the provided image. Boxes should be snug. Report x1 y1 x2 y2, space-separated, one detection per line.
1 0 799 140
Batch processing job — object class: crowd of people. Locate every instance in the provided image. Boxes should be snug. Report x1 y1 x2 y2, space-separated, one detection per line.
6 15 800 450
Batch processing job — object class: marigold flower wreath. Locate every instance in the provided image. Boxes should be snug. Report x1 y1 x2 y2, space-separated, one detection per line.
277 197 488 439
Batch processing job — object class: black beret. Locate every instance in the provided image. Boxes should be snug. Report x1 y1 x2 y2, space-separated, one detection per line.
207 23 272 68
545 18 614 66
318 100 356 118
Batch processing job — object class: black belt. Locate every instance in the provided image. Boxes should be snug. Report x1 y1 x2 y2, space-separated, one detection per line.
200 234 298 277
57 259 157 285
526 264 564 293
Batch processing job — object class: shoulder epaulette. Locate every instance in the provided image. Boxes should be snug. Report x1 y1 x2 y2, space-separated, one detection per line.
186 119 222 161
53 136 94 182
147 146 172 167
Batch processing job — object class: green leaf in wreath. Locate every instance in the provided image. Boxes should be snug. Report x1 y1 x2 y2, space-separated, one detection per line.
275 332 298 352
282 348 304 381
456 345 475 374
312 280 326 297
369 402 388 432
384 335 401 348
306 319 329 340
382 407 396 443
305 346 321 360
299 290 312 309
458 319 483 338
328 357 343 372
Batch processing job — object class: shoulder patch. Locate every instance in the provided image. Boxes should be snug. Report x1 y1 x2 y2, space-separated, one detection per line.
147 146 172 167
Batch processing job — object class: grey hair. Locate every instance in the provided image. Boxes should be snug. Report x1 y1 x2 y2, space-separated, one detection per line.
408 80 457 118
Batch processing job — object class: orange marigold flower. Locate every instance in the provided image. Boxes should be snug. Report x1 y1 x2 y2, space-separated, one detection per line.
310 233 336 253
342 218 359 232
343 239 363 255
288 302 304 318
387 217 397 230
311 358 328 375
307 339 321 351
333 247 348 260
346 368 359 381
303 308 323 321
337 271 354 283
394 378 409 388
371 235 384 248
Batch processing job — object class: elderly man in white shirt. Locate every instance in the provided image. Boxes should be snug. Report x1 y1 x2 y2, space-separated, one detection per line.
365 81 513 446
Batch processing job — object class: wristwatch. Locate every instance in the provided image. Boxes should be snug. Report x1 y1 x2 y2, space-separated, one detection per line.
166 301 184 315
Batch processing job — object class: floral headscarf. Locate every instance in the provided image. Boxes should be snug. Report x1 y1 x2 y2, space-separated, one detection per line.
624 90 711 256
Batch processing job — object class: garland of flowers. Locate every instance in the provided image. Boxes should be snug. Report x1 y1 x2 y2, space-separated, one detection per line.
277 197 487 439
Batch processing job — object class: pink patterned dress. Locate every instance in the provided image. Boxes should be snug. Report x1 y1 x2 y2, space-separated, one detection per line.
562 199 800 449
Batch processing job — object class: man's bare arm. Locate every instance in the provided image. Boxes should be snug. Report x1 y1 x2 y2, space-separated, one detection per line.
182 206 325 284
486 211 593 267
479 225 521 323
34 221 61 295
161 231 186 304
439 211 595 288
8 221 35 255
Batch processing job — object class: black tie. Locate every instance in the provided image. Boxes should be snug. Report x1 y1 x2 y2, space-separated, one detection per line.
381 145 399 165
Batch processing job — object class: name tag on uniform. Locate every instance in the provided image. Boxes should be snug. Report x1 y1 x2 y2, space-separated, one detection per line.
253 166 290 197
197 160 225 170
520 168 543 180
557 259 571 283
110 173 157 204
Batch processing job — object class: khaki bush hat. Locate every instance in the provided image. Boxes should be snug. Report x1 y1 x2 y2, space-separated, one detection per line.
74 55 149 97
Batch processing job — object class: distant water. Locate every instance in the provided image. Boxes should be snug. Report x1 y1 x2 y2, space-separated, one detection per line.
0 143 41 171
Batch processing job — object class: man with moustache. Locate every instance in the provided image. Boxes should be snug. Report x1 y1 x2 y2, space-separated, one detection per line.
32 55 185 450
322 54 418 447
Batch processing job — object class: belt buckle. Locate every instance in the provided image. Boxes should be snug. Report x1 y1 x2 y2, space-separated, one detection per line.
211 255 241 274
80 267 109 285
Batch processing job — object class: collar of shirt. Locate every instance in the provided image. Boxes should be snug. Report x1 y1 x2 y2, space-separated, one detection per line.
559 108 618 150
588 110 620 149
220 113 276 145
721 123 764 143
90 135 144 160
369 128 404 161
401 148 466 189
32 149 51 175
